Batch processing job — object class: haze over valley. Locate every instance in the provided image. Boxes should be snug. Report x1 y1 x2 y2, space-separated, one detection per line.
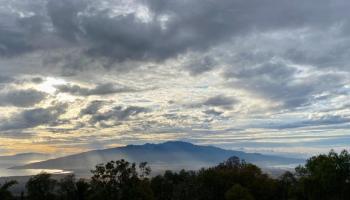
0 141 303 178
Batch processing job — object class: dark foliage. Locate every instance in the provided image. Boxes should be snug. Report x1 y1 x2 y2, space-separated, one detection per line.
5 150 350 200
58 174 90 200
0 180 17 200
294 150 350 200
26 173 57 200
89 159 153 200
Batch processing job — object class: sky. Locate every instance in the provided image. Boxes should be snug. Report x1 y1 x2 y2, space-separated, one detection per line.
0 0 350 158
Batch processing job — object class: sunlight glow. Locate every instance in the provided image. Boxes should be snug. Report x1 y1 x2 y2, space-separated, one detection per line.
37 77 67 94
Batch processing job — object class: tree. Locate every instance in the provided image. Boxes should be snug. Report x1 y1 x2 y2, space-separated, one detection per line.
58 174 77 200
26 173 57 200
76 178 91 200
151 170 197 200
217 156 242 169
295 150 350 200
89 159 153 200
225 184 254 200
58 174 90 200
278 171 297 200
195 156 280 200
14 150 350 200
0 180 17 200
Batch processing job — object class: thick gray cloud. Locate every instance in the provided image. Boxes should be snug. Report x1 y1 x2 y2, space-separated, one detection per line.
1 0 349 109
0 104 67 131
88 105 149 125
0 0 47 56
203 95 238 109
0 89 47 107
0 25 32 56
185 56 217 76
203 109 223 116
46 0 85 42
0 75 13 84
56 83 135 96
79 100 106 116
1 0 349 62
223 60 347 109
30 77 44 84
79 101 149 127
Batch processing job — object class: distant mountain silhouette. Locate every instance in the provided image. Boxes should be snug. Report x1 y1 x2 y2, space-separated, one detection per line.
0 153 53 169
11 141 304 175
0 153 52 162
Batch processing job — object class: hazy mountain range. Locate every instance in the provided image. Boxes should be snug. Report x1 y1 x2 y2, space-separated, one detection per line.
0 153 53 169
10 141 304 176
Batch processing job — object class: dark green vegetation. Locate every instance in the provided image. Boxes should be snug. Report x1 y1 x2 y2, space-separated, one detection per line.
2 150 350 200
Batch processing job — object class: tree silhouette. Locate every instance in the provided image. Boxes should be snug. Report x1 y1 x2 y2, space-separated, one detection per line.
90 159 153 200
76 178 90 200
1 150 350 200
295 150 350 200
57 174 91 200
278 171 298 200
26 173 57 200
225 184 254 200
0 180 17 200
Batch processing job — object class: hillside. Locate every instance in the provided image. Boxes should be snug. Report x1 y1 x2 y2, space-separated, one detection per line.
11 141 304 174
0 153 53 169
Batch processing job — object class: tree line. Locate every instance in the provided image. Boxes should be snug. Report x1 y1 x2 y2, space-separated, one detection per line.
1 149 350 200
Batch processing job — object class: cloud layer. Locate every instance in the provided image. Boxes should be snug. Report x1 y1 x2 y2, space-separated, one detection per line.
0 0 350 156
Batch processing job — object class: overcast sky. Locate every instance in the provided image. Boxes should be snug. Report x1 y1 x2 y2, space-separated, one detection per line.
0 0 350 157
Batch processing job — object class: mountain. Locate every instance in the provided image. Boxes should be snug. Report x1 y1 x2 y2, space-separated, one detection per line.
0 153 53 169
11 141 304 175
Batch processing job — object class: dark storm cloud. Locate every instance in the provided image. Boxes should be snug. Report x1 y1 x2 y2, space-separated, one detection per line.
56 83 135 96
0 89 47 107
0 103 68 131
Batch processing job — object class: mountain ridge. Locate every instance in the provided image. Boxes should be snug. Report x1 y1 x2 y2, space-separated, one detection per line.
10 141 304 175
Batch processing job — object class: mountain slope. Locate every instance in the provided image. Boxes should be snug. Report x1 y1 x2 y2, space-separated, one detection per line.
0 153 53 169
11 141 304 173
